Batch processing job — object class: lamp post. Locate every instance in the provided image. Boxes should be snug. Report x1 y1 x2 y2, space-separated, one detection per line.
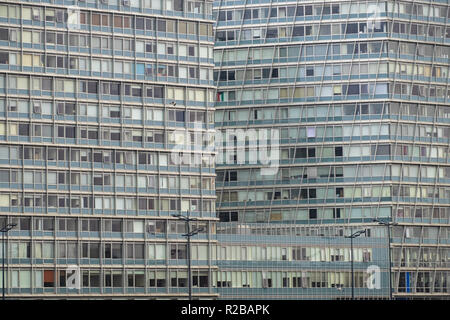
345 229 366 300
172 212 204 300
373 218 398 300
1 222 16 300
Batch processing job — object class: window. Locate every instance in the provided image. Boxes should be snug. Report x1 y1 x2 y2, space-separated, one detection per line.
44 270 54 287
319 25 331 36
332 4 339 14
305 6 312 15
307 127 316 138
104 243 123 259
372 144 390 156
345 23 358 34
170 243 187 259
347 84 360 95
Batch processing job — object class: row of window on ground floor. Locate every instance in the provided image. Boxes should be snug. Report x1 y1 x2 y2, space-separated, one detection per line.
0 268 210 289
0 269 383 290
1 269 447 294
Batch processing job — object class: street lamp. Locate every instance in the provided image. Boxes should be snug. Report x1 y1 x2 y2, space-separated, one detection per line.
345 229 366 300
171 212 204 300
373 218 398 300
1 222 16 300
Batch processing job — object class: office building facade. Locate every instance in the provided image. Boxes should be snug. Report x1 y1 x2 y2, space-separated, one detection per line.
213 0 450 299
0 0 218 298
0 0 449 301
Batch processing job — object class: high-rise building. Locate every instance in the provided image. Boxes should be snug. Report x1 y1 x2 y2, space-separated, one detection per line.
0 0 218 299
213 0 450 299
0 0 449 301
